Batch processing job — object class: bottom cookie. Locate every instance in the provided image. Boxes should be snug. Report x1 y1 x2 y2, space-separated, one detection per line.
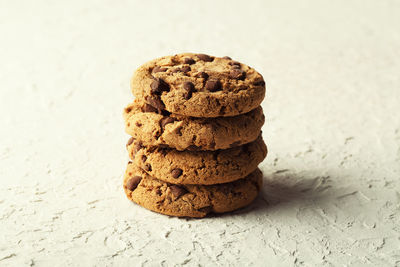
123 162 263 218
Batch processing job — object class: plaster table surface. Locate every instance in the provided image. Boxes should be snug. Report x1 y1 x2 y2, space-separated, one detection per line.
1 0 400 266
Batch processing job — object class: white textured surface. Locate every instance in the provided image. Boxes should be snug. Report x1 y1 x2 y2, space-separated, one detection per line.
1 0 400 266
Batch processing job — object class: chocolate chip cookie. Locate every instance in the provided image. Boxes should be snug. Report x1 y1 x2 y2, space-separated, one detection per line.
123 99 265 151
123 162 263 218
131 53 266 118
126 135 267 185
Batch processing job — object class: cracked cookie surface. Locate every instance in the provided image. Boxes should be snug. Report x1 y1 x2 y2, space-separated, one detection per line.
123 162 263 218
131 53 266 118
126 135 267 185
123 99 265 151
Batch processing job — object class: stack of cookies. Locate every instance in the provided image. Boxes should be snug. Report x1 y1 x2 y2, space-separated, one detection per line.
123 53 267 218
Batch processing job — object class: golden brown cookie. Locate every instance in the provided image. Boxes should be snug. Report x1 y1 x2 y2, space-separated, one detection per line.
126 135 267 185
123 162 263 218
123 99 265 151
131 53 266 118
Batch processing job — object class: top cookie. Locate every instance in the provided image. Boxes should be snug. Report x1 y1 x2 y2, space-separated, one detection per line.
131 53 266 118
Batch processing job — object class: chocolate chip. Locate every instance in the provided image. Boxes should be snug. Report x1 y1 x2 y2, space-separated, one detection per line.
160 117 175 129
183 58 195 65
205 80 222 92
183 90 192 100
228 61 241 67
183 81 195 91
141 103 158 113
181 65 191 73
156 189 162 196
150 78 170 94
196 72 209 79
126 176 142 191
161 109 171 116
196 54 214 62
169 185 187 198
133 141 143 155
229 69 246 80
125 107 132 113
135 122 142 127
152 66 167 73
175 126 182 136
141 155 147 162
126 137 134 148
144 163 152 172
145 95 165 110
159 148 168 156
254 80 265 86
147 147 157 153
171 168 183 178
222 56 232 60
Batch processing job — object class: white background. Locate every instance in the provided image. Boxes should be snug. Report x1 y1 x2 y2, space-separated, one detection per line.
1 0 400 266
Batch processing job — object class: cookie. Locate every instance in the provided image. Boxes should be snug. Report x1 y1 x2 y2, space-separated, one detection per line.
126 135 267 185
123 99 265 151
131 53 266 118
123 162 263 218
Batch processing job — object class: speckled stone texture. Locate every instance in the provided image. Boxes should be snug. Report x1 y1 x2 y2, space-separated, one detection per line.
1 0 400 266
